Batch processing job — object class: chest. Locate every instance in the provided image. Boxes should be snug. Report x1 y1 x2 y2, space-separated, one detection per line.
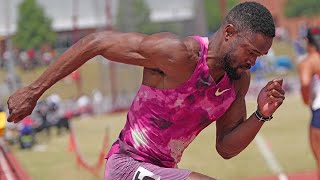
136 77 235 121
165 84 235 121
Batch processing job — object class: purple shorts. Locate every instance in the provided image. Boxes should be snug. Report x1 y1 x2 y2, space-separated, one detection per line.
104 153 192 180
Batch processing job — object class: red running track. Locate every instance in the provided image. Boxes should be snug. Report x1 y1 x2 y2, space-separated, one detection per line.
0 146 31 180
241 171 316 180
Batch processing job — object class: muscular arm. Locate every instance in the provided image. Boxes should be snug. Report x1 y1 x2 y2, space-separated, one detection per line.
7 31 195 123
215 73 285 159
298 61 313 105
30 31 191 96
215 72 263 159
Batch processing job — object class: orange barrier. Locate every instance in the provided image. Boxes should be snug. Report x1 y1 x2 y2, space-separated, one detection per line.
68 123 109 176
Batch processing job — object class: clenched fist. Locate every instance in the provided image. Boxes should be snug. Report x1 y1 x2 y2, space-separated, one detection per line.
257 78 285 117
7 86 40 123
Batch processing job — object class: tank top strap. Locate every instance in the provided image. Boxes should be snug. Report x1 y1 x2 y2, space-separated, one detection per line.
192 36 208 59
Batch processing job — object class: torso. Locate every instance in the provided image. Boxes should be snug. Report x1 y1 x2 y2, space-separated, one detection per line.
308 53 320 110
311 74 320 110
106 37 237 168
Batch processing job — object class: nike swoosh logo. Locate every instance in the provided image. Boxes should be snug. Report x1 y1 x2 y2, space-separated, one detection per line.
215 88 231 96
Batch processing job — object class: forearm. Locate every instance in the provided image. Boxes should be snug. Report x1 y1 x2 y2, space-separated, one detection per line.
217 113 264 158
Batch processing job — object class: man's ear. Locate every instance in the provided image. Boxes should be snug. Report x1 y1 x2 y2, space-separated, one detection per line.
224 24 237 40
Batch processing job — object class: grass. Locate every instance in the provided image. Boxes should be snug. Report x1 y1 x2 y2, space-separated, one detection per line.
10 95 315 180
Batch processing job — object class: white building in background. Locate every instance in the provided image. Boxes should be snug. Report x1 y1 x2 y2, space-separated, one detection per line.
0 0 113 36
146 0 195 23
0 0 205 54
0 0 196 37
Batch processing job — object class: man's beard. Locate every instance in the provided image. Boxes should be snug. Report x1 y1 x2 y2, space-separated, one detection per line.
223 53 241 80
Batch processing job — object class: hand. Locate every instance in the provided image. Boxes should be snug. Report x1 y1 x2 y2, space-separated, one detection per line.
257 78 285 117
7 86 40 123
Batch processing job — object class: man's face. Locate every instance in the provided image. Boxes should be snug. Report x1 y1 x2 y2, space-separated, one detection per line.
222 32 273 80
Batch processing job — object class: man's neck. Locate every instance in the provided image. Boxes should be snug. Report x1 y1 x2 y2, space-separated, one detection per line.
206 31 226 83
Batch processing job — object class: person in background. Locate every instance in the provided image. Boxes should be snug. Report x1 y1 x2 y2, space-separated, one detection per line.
298 27 320 180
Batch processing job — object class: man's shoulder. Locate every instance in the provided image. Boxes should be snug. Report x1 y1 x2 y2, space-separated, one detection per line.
182 36 201 49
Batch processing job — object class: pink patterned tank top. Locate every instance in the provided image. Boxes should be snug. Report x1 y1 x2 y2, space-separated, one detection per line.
106 36 236 168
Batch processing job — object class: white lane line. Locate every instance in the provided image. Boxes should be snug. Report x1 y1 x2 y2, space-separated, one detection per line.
0 149 14 180
255 134 288 180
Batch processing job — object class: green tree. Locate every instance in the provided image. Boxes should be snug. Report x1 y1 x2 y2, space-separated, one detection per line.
204 0 238 32
116 0 159 34
13 0 56 50
285 0 320 17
